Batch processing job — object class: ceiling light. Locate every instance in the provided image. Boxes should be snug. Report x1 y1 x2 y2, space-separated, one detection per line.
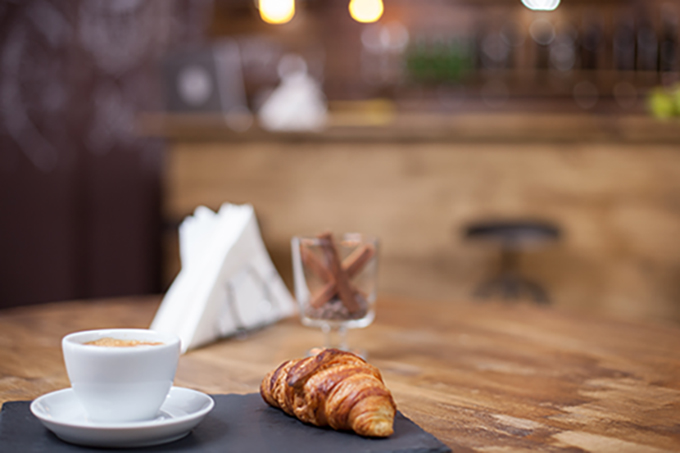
521 0 560 12
259 0 295 24
349 0 384 24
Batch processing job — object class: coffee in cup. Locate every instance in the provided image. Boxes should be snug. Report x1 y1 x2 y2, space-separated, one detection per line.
83 337 163 347
62 328 181 423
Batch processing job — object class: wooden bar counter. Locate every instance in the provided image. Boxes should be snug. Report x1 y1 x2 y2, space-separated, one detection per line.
1 295 679 451
140 112 680 325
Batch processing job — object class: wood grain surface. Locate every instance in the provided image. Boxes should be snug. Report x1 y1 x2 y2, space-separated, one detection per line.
1 296 679 452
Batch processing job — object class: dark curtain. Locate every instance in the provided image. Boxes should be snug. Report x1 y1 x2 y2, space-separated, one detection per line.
0 0 212 308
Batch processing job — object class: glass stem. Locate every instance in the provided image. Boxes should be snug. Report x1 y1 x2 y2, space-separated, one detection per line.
322 324 348 351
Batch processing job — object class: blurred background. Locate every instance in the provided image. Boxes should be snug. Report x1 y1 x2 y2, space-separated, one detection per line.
1 0 680 324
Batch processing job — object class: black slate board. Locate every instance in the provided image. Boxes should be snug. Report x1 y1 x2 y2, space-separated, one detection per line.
0 393 451 453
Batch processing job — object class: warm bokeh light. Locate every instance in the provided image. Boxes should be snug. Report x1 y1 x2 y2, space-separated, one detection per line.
259 0 295 24
349 0 384 23
521 0 560 11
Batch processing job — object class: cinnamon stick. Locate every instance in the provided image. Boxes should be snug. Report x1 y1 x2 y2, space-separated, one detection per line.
317 232 360 313
301 246 334 282
310 281 337 308
306 242 376 309
303 243 375 283
343 243 375 278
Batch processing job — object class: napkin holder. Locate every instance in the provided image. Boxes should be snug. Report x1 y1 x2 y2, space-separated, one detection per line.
151 203 295 353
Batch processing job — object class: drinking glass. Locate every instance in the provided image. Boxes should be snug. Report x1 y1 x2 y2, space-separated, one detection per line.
291 233 379 353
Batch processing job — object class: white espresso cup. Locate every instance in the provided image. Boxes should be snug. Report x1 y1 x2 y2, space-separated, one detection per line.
62 328 181 423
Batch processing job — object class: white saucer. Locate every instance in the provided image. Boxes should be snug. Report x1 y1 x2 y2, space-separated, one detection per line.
30 386 215 448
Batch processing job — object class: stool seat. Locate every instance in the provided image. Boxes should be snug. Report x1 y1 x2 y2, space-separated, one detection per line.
463 220 560 304
465 221 560 249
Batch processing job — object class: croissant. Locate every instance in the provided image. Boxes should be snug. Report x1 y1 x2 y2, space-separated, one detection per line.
260 348 397 437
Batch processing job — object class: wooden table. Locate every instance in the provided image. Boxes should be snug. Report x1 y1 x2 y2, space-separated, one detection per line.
1 296 679 452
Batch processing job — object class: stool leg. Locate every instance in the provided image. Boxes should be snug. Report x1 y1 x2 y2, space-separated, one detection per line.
473 273 520 301
503 274 521 300
522 279 550 304
473 279 499 299
473 275 550 304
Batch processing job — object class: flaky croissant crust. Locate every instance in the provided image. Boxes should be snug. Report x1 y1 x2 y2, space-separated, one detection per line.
260 348 397 437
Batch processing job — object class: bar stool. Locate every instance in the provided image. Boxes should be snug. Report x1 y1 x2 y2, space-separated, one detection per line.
463 220 560 304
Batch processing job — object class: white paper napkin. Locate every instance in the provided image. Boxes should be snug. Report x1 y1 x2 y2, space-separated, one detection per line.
151 203 296 353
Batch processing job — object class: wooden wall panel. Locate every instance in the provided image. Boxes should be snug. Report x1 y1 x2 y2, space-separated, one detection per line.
163 141 680 324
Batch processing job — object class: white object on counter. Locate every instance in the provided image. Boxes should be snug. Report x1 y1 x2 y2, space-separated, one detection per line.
150 203 296 353
258 54 327 132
